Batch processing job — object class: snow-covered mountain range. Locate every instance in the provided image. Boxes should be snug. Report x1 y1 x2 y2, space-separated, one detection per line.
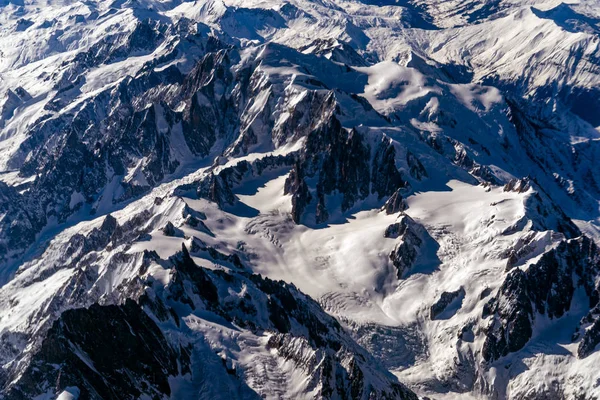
1 0 600 398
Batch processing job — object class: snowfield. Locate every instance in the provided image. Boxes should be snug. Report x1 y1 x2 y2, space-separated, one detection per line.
1 0 600 398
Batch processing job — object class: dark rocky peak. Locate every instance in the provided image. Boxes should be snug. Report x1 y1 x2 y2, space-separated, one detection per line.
386 215 439 278
112 63 185 110
571 237 600 358
9 215 146 296
382 188 407 215
5 300 180 400
270 89 339 149
14 18 33 31
100 213 118 233
371 136 406 199
1 88 27 123
67 13 86 24
523 190 581 240
0 34 382 262
218 47 371 158
52 19 167 89
502 231 540 271
179 49 260 158
266 333 417 400
226 75 276 155
161 248 416 398
451 139 501 185
182 49 234 98
165 246 331 347
298 38 368 67
81 214 121 253
196 171 237 209
430 287 466 320
482 267 533 362
0 210 200 391
188 236 244 270
48 209 151 271
13 86 31 102
0 182 42 263
406 150 428 181
284 162 312 224
418 132 499 186
5 243 418 399
504 177 532 193
25 129 97 224
161 220 183 237
0 54 218 261
167 244 220 307
284 115 406 224
181 202 209 231
127 18 166 52
20 68 182 184
577 303 600 358
384 215 417 239
483 236 600 362
111 209 153 245
114 103 182 188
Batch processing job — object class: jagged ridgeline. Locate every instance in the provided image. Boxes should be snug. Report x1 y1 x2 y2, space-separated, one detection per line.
1 0 600 398
7 239 417 399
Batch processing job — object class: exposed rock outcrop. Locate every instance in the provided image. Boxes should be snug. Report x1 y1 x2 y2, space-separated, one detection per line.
387 215 439 278
4 244 418 400
7 300 180 400
430 287 466 320
284 118 406 224
483 236 600 361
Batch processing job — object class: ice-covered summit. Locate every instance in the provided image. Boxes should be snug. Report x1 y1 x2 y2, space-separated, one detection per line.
1 0 600 398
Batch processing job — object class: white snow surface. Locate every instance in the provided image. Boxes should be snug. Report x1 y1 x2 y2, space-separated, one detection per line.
1 0 600 398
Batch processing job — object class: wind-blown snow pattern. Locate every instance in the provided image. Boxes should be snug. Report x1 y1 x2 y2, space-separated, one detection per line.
1 0 600 398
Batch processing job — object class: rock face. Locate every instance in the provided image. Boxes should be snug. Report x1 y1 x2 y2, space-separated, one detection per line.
298 38 368 67
482 236 600 362
161 220 183 237
184 112 406 225
430 287 465 320
284 118 406 224
481 270 534 361
3 0 600 398
1 88 31 123
3 244 418 400
383 188 407 215
179 154 296 209
7 300 179 400
387 216 438 278
503 178 531 194
0 182 43 261
577 315 600 359
406 151 428 181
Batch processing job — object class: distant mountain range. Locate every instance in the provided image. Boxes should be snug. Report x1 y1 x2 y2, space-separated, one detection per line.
1 0 600 398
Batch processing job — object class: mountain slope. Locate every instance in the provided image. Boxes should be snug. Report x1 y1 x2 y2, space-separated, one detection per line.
1 0 600 399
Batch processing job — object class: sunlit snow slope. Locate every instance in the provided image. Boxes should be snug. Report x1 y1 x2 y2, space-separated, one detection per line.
1 0 600 398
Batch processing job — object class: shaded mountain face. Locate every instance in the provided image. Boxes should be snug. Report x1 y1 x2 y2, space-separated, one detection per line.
1 0 600 399
7 247 417 400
